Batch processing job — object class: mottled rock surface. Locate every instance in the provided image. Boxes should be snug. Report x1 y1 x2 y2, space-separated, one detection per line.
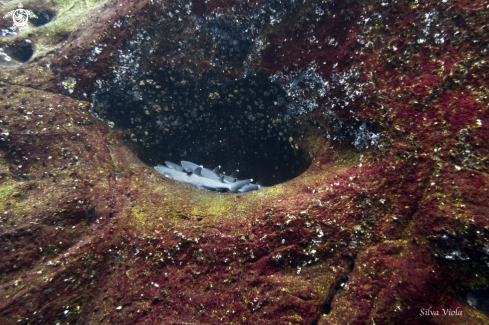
1 0 489 324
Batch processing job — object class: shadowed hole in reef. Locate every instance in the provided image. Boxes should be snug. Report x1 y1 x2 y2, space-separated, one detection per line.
320 301 331 315
461 287 489 316
0 41 34 66
335 272 349 295
29 10 56 27
319 269 352 318
92 69 311 186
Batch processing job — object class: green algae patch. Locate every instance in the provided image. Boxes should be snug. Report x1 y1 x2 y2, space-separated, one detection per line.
0 182 35 220
132 210 152 228
256 184 285 197
190 194 235 217
0 184 19 200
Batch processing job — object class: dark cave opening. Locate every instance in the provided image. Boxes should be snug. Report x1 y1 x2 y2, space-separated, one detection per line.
0 41 33 66
30 10 56 27
92 69 311 187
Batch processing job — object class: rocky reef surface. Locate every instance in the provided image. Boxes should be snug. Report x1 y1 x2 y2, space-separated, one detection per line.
0 0 489 324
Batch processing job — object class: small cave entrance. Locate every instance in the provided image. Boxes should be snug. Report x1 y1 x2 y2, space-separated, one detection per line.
29 10 56 27
92 70 311 187
462 287 489 316
0 41 34 66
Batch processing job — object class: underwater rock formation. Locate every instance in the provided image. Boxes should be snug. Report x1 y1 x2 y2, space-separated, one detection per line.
0 0 489 324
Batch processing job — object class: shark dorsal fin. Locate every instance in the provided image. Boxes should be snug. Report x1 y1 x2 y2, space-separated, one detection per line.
230 170 239 178
192 166 202 176
181 160 200 172
165 161 184 172
212 166 220 175
201 167 220 180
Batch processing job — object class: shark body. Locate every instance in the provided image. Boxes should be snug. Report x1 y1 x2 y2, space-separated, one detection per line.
154 161 266 193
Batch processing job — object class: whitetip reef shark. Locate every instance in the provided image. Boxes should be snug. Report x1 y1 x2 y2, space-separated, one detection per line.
154 161 266 193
